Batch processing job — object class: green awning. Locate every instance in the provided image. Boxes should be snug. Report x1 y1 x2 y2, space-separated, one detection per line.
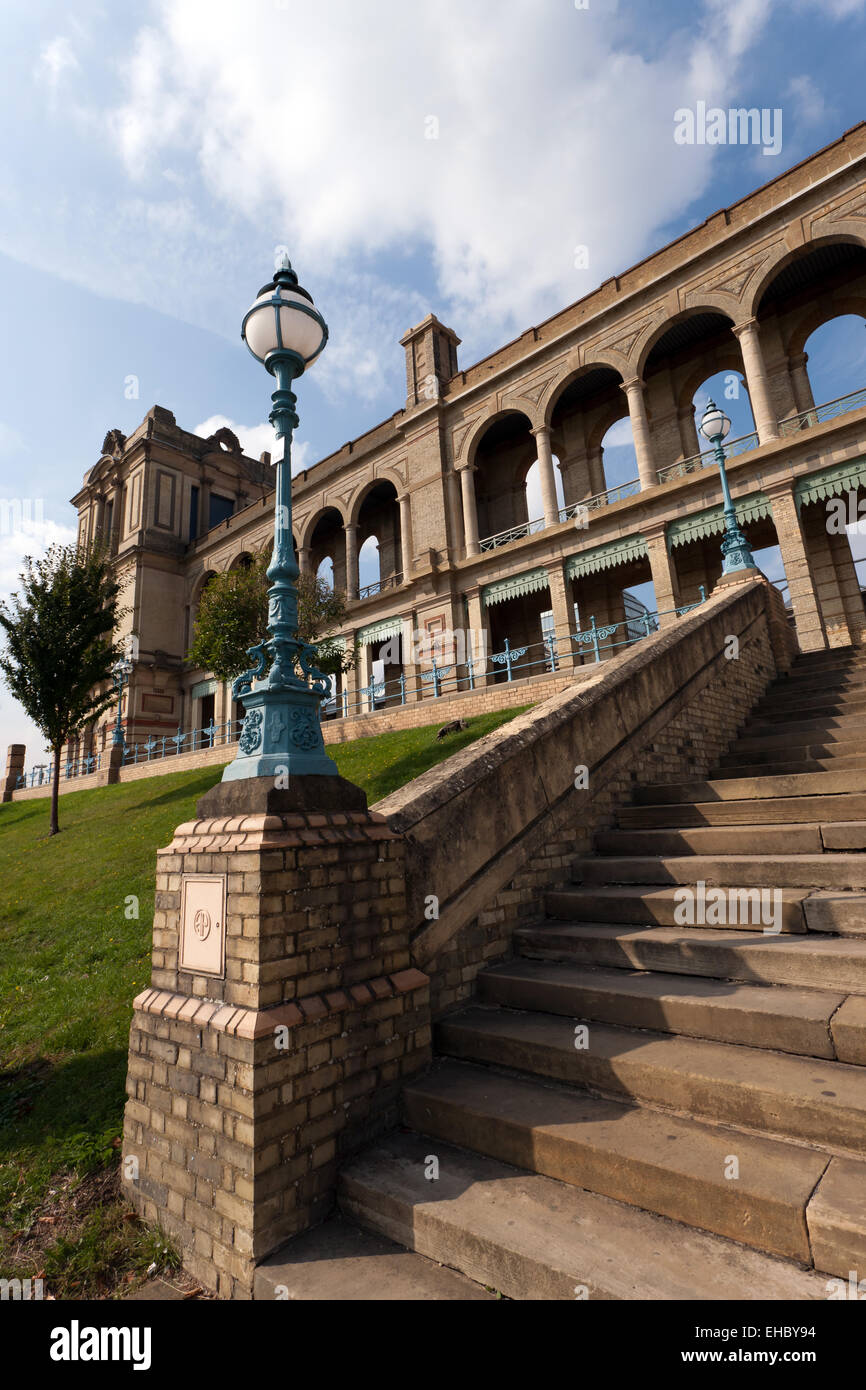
482 567 550 607
667 493 771 550
190 679 218 701
356 616 407 645
794 458 866 511
565 534 647 581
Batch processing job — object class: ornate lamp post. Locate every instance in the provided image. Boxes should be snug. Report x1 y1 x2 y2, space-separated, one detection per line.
699 398 758 576
111 655 133 748
221 253 339 783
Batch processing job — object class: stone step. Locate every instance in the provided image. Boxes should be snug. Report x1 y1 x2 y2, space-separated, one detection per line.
338 1133 830 1300
789 649 866 670
742 712 866 739
571 853 866 891
403 1063 830 1263
715 756 866 780
619 792 866 829
769 665 866 691
633 770 866 806
756 692 866 722
515 920 866 998
253 1212 495 1300
729 732 866 763
547 883 807 931
435 1007 866 1153
593 825 823 858
479 957 843 1057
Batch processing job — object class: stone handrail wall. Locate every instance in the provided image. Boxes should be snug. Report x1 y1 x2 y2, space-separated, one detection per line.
376 577 795 1013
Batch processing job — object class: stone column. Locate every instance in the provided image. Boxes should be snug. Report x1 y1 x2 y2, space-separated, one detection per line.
643 521 681 627
546 561 576 671
620 378 658 492
297 546 312 576
398 495 414 582
344 524 359 600
121 780 431 1300
788 351 816 417
676 406 700 462
766 481 826 652
459 465 480 556
732 319 779 443
587 446 606 498
532 426 560 526
463 587 492 687
2 744 25 801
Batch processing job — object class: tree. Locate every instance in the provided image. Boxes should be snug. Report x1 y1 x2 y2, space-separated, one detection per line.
0 544 124 836
187 555 356 682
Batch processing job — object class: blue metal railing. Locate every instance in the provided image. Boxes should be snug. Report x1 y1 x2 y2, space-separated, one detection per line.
14 591 708 790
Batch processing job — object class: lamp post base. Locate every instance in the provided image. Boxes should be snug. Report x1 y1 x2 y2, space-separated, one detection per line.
221 685 339 784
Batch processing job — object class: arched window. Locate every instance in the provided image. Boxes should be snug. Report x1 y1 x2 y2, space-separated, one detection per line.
317 555 334 591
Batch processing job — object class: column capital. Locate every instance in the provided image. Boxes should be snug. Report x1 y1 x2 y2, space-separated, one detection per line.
641 517 669 543
620 375 645 395
764 477 797 500
455 461 476 474
731 317 760 339
530 424 551 439
344 520 358 533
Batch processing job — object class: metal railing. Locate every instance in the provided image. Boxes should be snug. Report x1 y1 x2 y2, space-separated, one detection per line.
358 572 403 600
479 518 546 551
14 592 708 791
657 431 760 485
778 385 866 436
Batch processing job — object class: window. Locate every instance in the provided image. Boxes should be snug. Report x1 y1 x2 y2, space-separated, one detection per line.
209 494 234 529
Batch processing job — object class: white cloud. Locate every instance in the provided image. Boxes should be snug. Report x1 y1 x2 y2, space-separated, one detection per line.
193 414 312 475
35 35 79 88
786 74 826 127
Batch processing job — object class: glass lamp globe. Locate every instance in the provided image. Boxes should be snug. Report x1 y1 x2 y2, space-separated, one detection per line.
242 254 328 373
699 398 732 444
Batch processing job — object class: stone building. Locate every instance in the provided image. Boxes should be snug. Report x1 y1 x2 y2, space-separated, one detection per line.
69 124 866 765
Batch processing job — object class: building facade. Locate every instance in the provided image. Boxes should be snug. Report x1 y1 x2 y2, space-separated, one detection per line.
70 124 866 763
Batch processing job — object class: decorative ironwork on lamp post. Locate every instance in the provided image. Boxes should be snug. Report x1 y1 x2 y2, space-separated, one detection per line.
699 398 757 576
221 252 339 783
111 656 133 748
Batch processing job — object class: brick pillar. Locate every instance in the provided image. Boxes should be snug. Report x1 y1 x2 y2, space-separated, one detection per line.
121 788 431 1300
545 561 576 671
643 521 681 627
463 587 492 687
767 481 826 652
803 506 854 649
828 527 866 645
2 744 25 801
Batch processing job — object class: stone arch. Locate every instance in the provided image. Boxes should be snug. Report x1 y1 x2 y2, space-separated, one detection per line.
783 295 866 361
543 359 627 429
747 232 866 319
347 469 406 528
635 306 736 380
300 502 348 551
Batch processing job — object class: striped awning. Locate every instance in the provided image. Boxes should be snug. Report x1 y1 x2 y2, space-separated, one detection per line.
794 458 866 511
565 534 647 581
356 615 407 645
667 493 771 550
190 678 218 701
482 567 550 607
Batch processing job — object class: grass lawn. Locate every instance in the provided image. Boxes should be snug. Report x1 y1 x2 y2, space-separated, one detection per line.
0 705 528 1297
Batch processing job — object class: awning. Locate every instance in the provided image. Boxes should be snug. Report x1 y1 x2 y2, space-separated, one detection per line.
667 493 771 550
482 567 550 607
565 534 647 581
356 615 407 645
190 678 218 701
794 458 866 511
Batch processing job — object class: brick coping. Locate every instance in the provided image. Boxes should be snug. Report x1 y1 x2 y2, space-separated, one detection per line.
164 809 395 853
132 968 429 1040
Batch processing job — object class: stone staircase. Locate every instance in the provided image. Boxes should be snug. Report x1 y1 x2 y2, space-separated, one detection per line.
259 647 866 1300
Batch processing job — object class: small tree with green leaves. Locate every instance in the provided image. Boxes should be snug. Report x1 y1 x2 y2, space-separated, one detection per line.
0 544 125 836
187 555 356 682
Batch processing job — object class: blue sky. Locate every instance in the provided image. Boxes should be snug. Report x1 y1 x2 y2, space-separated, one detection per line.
1 0 866 758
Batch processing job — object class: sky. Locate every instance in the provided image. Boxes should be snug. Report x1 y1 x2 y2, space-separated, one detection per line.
1 0 866 761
